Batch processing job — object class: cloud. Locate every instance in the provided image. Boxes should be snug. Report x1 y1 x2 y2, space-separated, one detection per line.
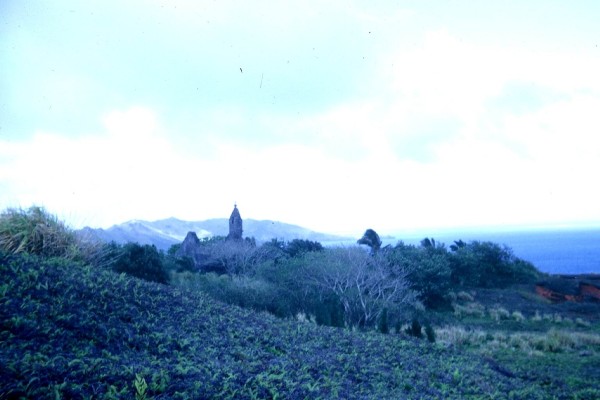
2 8 600 235
1 107 188 227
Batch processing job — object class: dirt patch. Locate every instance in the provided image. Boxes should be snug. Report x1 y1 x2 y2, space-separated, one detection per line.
472 285 600 322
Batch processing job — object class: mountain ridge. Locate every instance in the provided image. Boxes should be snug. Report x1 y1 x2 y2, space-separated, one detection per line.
79 217 354 250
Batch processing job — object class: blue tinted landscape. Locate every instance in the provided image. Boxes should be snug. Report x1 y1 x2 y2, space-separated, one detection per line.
382 228 600 275
2 207 600 398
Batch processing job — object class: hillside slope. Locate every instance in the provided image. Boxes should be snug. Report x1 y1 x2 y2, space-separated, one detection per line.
0 253 566 399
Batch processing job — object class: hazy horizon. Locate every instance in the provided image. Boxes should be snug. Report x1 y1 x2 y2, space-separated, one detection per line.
84 210 600 239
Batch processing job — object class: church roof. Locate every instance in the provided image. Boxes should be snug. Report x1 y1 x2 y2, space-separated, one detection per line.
230 204 241 219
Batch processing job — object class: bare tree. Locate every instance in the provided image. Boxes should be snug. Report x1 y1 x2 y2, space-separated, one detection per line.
302 247 417 328
207 239 269 275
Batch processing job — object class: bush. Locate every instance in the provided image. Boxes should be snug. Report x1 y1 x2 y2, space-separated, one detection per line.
406 318 423 339
111 243 169 284
313 295 345 328
284 239 323 257
449 241 540 288
181 272 291 317
378 308 389 334
387 242 452 309
425 325 436 343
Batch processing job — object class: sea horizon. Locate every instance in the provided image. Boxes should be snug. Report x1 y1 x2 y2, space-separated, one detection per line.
327 227 600 275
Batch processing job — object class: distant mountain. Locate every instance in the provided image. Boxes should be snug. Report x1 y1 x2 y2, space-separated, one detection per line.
79 217 353 250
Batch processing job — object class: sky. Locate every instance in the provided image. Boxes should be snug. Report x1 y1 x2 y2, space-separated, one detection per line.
1 1 600 236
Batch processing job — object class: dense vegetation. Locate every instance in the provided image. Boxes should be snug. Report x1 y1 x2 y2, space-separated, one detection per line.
167 230 541 331
1 207 599 398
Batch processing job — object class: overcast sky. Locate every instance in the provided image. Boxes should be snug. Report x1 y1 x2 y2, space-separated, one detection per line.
1 1 600 235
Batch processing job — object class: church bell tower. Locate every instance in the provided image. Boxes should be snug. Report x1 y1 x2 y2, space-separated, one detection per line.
227 203 243 241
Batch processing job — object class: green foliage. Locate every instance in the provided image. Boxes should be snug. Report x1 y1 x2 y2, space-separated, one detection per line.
425 324 436 343
188 272 290 316
165 254 196 273
134 374 148 400
167 243 181 256
420 237 440 249
284 239 323 257
378 308 389 334
199 235 226 246
449 241 540 288
388 242 452 309
179 245 417 330
313 296 345 327
162 244 196 273
449 240 466 252
406 318 423 339
110 242 169 284
386 238 540 309
0 206 97 261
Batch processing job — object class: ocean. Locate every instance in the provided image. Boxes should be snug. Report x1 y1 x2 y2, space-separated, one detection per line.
331 228 600 275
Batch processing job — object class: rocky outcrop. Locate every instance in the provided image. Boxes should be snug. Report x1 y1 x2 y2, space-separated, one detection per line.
176 231 207 270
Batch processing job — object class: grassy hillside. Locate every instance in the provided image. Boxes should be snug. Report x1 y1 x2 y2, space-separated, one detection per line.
0 252 575 399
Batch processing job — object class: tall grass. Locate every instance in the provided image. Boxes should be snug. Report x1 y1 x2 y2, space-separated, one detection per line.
0 206 101 262
436 326 600 355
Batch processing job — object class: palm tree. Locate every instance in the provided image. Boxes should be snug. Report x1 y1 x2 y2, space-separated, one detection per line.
450 240 466 252
357 229 382 253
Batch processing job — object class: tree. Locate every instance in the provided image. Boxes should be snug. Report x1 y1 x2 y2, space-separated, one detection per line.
285 239 323 257
258 239 288 264
420 237 436 249
206 239 270 275
388 242 452 309
302 247 417 329
357 229 382 253
449 240 466 252
111 243 169 284
449 241 540 288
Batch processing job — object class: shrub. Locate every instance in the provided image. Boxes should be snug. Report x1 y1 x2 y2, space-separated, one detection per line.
313 296 345 328
425 324 436 343
284 239 323 258
489 306 510 321
378 308 389 334
449 241 540 288
575 318 591 328
435 326 487 348
406 318 423 339
453 302 486 318
387 242 452 309
512 311 525 322
456 291 475 302
111 243 169 284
